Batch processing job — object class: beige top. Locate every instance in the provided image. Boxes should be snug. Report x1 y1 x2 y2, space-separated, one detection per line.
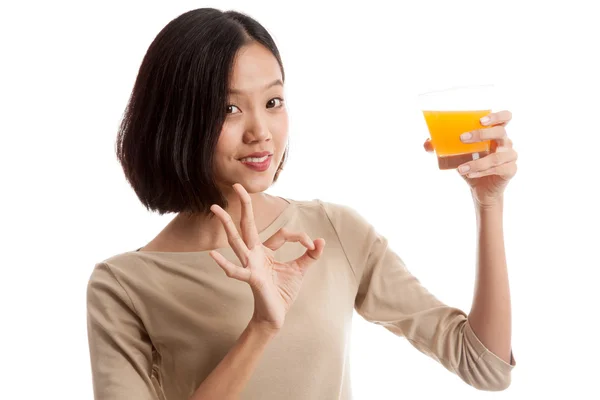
87 199 515 399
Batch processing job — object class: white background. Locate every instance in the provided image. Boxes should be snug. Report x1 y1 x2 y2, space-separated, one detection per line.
1 0 599 398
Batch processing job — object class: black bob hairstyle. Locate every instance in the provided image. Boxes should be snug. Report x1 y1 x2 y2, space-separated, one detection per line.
115 8 288 216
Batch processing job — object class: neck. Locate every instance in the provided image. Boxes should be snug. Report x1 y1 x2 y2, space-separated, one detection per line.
170 191 276 251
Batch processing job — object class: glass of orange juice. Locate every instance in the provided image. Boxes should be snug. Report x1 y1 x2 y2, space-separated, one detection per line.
419 84 495 170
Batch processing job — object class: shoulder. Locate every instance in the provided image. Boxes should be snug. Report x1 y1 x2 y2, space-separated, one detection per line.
285 197 346 217
88 250 156 287
287 197 372 232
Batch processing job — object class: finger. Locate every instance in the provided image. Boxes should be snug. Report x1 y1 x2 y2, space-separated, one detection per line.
290 238 325 273
495 136 513 149
210 204 250 264
233 183 260 250
460 125 507 144
490 138 499 153
490 135 513 152
480 110 512 127
458 147 518 175
263 228 315 252
464 162 518 179
209 250 252 282
423 139 434 153
262 228 288 250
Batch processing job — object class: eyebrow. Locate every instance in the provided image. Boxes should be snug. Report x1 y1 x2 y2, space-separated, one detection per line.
228 79 283 95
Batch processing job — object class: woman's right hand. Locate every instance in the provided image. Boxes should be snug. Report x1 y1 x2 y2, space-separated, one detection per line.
209 183 326 333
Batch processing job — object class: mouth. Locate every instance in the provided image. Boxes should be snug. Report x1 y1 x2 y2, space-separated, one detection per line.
237 151 272 162
239 154 272 172
238 154 271 163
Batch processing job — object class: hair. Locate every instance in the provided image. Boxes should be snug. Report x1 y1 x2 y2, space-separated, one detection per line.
115 8 287 216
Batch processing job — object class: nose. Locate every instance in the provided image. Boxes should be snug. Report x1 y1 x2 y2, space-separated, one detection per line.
243 111 271 143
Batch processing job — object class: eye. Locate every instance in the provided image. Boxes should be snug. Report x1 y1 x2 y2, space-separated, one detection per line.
226 105 241 114
266 97 285 109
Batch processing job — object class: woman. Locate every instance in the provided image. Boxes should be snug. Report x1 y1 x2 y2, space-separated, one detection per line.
87 7 518 400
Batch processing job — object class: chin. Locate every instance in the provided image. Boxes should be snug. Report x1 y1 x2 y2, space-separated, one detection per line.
236 174 274 194
218 170 275 194
216 157 280 194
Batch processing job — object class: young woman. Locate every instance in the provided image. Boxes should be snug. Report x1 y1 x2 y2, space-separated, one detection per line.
86 7 518 400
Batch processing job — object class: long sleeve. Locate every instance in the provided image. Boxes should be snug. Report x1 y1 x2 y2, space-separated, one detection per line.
86 262 162 400
320 201 515 391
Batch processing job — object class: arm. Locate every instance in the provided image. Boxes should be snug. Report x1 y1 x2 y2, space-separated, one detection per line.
189 321 278 400
320 200 515 391
88 263 277 400
87 263 160 400
195 184 324 399
467 197 513 365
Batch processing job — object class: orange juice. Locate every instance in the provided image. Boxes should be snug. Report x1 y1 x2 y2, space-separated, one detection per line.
422 110 492 157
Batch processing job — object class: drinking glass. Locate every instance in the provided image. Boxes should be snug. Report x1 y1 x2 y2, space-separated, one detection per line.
419 84 495 170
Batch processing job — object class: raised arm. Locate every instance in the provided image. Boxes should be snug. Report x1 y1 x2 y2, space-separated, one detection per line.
188 321 277 399
467 199 513 365
89 185 325 400
320 200 515 391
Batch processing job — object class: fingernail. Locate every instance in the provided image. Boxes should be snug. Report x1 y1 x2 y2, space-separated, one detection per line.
458 164 471 173
460 132 472 142
480 116 491 125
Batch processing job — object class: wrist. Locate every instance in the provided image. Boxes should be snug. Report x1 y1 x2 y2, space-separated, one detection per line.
248 319 282 338
475 200 504 227
472 192 504 212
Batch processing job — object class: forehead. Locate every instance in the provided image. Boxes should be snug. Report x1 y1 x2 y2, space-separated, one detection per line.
229 42 282 91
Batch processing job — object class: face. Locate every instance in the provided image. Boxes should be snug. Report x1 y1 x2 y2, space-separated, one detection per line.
213 42 289 195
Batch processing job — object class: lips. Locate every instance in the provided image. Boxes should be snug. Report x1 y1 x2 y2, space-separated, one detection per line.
238 151 272 160
239 154 272 172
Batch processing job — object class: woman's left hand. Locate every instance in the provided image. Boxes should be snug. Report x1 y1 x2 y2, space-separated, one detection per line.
424 110 518 208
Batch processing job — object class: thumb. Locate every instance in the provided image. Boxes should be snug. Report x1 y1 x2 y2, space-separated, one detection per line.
291 238 326 272
423 139 434 153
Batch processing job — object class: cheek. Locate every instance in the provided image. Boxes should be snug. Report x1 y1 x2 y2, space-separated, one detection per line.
272 112 289 142
216 122 240 155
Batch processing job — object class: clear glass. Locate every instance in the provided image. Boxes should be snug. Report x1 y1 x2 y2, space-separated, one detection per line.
418 84 495 170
